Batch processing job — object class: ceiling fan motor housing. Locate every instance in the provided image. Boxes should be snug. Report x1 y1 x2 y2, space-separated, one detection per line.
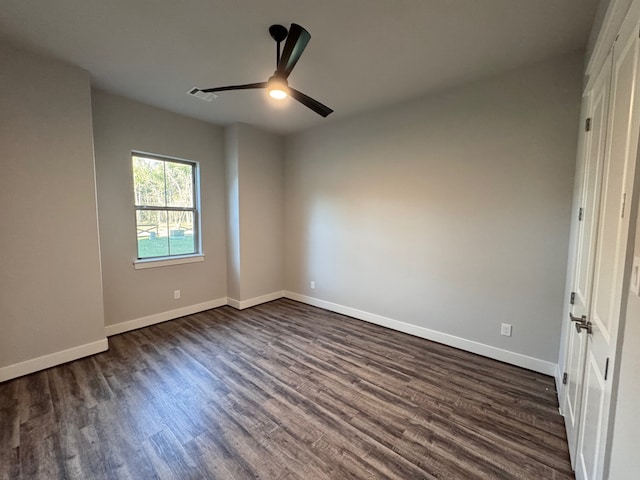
269 24 288 43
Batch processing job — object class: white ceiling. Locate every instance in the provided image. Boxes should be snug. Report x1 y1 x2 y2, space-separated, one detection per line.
0 0 599 134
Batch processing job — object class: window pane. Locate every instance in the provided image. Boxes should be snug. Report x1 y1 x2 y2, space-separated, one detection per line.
168 211 195 256
165 161 193 207
132 152 200 260
136 210 168 258
133 156 166 207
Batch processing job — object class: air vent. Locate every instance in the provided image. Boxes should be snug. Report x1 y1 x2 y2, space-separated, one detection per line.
186 88 218 102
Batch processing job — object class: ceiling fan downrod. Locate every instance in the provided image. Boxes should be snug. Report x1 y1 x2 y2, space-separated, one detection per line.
269 24 288 65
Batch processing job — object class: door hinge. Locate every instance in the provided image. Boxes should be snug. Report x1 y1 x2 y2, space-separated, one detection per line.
621 193 627 218
585 118 592 132
563 372 568 385
604 357 610 381
570 292 576 305
578 207 584 221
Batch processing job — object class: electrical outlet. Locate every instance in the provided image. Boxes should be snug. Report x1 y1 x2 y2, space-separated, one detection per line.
174 290 181 299
310 281 315 289
501 323 512 337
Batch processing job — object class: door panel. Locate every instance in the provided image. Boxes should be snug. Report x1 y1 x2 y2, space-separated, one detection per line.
565 324 589 458
563 52 611 462
574 65 610 315
577 354 607 479
591 30 637 341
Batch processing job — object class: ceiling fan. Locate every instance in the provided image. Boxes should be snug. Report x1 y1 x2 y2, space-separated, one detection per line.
194 23 333 117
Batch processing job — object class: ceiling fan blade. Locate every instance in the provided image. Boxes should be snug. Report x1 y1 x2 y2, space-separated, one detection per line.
289 88 333 117
277 24 311 78
199 82 267 93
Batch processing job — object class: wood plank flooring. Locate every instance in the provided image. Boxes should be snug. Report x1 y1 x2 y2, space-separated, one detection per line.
0 299 574 479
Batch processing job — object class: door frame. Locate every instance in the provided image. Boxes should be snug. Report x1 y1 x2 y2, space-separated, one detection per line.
559 1 640 477
556 0 640 478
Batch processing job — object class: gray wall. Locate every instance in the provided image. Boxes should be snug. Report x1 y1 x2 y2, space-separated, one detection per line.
237 124 284 301
225 126 242 301
92 90 227 327
0 44 106 376
585 0 614 67
225 123 284 304
284 53 583 364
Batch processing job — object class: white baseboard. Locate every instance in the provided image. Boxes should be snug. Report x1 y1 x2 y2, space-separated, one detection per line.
227 291 284 310
104 297 227 336
3 292 557 383
227 297 241 309
284 291 557 376
105 292 284 337
0 338 109 383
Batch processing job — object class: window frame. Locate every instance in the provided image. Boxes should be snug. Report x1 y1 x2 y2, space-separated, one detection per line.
131 151 203 266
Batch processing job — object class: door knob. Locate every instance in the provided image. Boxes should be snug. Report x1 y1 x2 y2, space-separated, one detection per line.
569 312 586 323
575 320 593 334
569 312 592 334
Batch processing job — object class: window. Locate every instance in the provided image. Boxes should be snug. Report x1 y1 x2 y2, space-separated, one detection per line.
132 152 200 260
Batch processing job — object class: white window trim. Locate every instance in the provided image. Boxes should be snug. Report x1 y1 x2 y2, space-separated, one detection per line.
132 150 203 263
133 253 205 270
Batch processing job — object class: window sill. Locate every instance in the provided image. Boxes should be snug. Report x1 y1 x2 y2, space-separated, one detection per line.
133 254 205 270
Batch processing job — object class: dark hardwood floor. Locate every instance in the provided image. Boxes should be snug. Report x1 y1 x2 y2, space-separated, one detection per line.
0 299 573 479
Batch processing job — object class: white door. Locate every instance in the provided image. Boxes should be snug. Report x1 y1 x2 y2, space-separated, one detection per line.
563 52 611 463
575 14 640 480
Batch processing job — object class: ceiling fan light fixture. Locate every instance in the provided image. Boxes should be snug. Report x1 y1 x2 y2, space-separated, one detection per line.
198 23 333 117
267 75 289 100
269 88 288 100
